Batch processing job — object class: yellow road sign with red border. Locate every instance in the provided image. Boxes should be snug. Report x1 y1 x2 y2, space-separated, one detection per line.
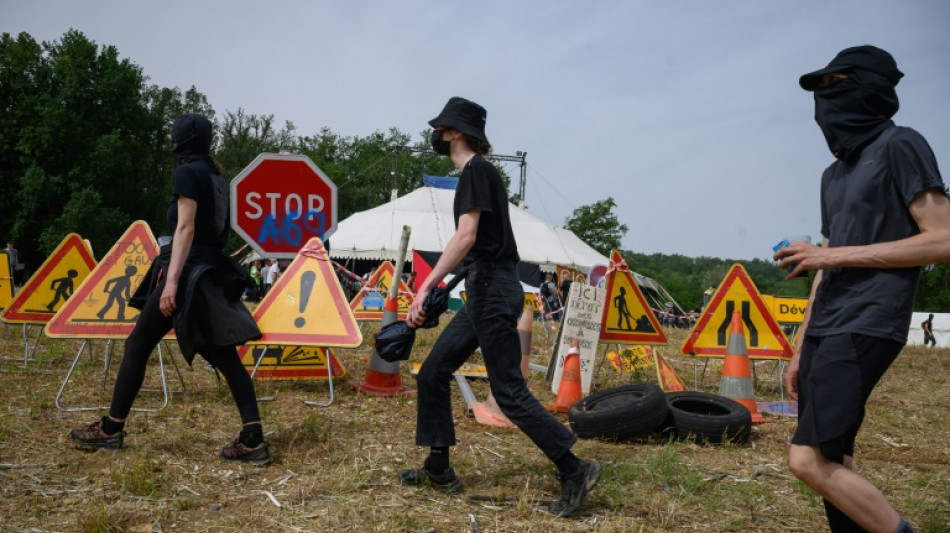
600 250 668 345
681 263 792 360
349 261 415 321
45 221 159 338
250 237 361 347
2 234 97 324
0 251 14 311
655 350 687 392
239 344 345 380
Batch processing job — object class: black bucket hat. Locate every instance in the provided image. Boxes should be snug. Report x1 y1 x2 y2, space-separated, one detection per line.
799 45 903 91
428 97 489 143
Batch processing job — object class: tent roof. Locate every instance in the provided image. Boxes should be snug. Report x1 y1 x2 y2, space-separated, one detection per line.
328 186 608 272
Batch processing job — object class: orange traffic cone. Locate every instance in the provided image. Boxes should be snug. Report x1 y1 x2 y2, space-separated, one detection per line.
719 311 766 423
548 339 583 413
348 298 415 396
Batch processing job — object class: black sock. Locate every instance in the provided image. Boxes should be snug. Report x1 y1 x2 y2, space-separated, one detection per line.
554 451 582 476
101 416 125 435
425 447 450 474
240 425 264 447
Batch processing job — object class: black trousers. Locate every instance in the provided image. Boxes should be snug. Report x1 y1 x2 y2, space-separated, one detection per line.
109 282 261 426
414 260 576 462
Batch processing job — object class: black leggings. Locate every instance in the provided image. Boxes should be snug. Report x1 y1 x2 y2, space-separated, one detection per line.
108 284 261 426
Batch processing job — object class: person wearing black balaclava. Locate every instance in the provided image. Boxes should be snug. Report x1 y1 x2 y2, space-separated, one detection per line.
774 46 950 533
68 114 272 465
400 97 601 517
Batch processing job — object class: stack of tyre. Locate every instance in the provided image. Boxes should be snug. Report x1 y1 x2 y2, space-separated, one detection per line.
567 384 752 444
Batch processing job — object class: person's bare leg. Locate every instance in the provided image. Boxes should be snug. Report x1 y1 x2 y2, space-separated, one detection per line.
475 307 534 426
789 444 900 533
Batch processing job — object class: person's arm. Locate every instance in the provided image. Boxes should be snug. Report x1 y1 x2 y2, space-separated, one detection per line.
776 189 950 276
780 238 827 401
160 197 197 317
407 208 479 327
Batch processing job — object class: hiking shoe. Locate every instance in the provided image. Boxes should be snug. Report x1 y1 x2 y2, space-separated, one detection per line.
548 460 602 517
68 419 125 451
398 465 463 493
218 438 273 465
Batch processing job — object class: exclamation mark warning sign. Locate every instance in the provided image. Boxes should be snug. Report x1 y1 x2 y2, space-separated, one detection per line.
294 271 316 328
250 237 362 347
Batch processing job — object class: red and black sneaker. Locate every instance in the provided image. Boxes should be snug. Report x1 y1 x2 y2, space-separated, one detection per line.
68 419 125 451
218 437 273 466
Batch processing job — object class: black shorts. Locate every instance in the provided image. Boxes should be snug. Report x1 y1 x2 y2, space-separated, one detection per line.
792 333 902 464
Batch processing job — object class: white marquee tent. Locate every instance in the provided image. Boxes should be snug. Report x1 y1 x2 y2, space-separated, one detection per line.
328 186 608 273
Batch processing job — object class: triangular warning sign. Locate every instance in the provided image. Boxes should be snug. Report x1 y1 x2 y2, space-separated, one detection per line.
45 221 159 338
251 238 362 347
681 263 792 360
655 350 687 392
2 234 97 324
0 251 15 311
239 344 345 380
600 250 668 345
349 261 414 320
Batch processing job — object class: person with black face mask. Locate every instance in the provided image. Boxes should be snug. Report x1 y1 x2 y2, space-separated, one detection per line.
774 46 950 533
400 97 601 517
68 114 272 465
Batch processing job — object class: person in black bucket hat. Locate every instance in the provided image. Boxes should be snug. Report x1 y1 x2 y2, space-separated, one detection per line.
399 96 601 517
775 46 950 533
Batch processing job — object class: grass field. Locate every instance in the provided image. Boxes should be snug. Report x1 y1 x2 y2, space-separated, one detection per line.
0 320 947 532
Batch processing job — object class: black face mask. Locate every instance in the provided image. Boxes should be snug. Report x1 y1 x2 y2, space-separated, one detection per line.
813 70 899 162
430 129 451 155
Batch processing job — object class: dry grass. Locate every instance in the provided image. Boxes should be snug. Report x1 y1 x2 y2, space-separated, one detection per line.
0 320 947 532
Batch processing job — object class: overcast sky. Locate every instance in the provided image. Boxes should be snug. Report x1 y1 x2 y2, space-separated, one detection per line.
4 1 949 261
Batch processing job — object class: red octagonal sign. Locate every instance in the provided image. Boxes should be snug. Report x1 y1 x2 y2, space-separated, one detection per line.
230 153 338 258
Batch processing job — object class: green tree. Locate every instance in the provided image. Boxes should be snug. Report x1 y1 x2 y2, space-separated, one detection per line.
0 29 213 271
564 197 629 256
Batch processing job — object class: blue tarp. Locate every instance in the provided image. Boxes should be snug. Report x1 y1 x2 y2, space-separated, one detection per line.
422 175 458 190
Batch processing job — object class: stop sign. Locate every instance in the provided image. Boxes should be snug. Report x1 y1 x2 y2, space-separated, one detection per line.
230 153 338 258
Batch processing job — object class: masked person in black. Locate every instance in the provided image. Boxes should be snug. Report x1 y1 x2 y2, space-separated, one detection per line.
399 97 600 517
775 46 950 533
69 114 272 465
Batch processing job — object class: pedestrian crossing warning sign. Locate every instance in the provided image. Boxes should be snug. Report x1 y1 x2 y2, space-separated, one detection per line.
349 261 414 321
0 251 14 311
251 237 362 347
45 221 159 339
2 234 97 324
239 344 345 380
681 263 792 360
600 250 668 345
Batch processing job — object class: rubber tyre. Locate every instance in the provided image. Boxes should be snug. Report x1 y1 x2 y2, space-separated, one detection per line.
664 391 752 445
568 383 669 440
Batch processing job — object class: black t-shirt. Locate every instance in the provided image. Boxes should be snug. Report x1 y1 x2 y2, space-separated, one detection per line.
166 159 229 249
453 155 519 263
808 125 945 343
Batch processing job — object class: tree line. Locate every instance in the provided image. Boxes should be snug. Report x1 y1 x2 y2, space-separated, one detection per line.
3 29 949 313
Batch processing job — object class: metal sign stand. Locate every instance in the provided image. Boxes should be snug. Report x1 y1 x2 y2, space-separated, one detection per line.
248 346 336 407
55 338 185 412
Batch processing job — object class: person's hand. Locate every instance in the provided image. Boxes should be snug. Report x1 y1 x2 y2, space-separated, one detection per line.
160 281 178 317
773 241 834 280
784 353 800 401
407 286 429 329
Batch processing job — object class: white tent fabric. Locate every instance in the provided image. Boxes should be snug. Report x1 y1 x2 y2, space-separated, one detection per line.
329 186 608 272
907 312 950 347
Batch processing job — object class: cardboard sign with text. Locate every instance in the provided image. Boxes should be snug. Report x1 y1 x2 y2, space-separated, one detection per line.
545 282 607 395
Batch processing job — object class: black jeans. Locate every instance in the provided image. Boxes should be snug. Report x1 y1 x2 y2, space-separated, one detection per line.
414 260 576 462
109 282 261 426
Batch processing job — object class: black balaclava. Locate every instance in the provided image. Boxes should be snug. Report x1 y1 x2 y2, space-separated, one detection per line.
814 68 900 163
171 113 213 164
